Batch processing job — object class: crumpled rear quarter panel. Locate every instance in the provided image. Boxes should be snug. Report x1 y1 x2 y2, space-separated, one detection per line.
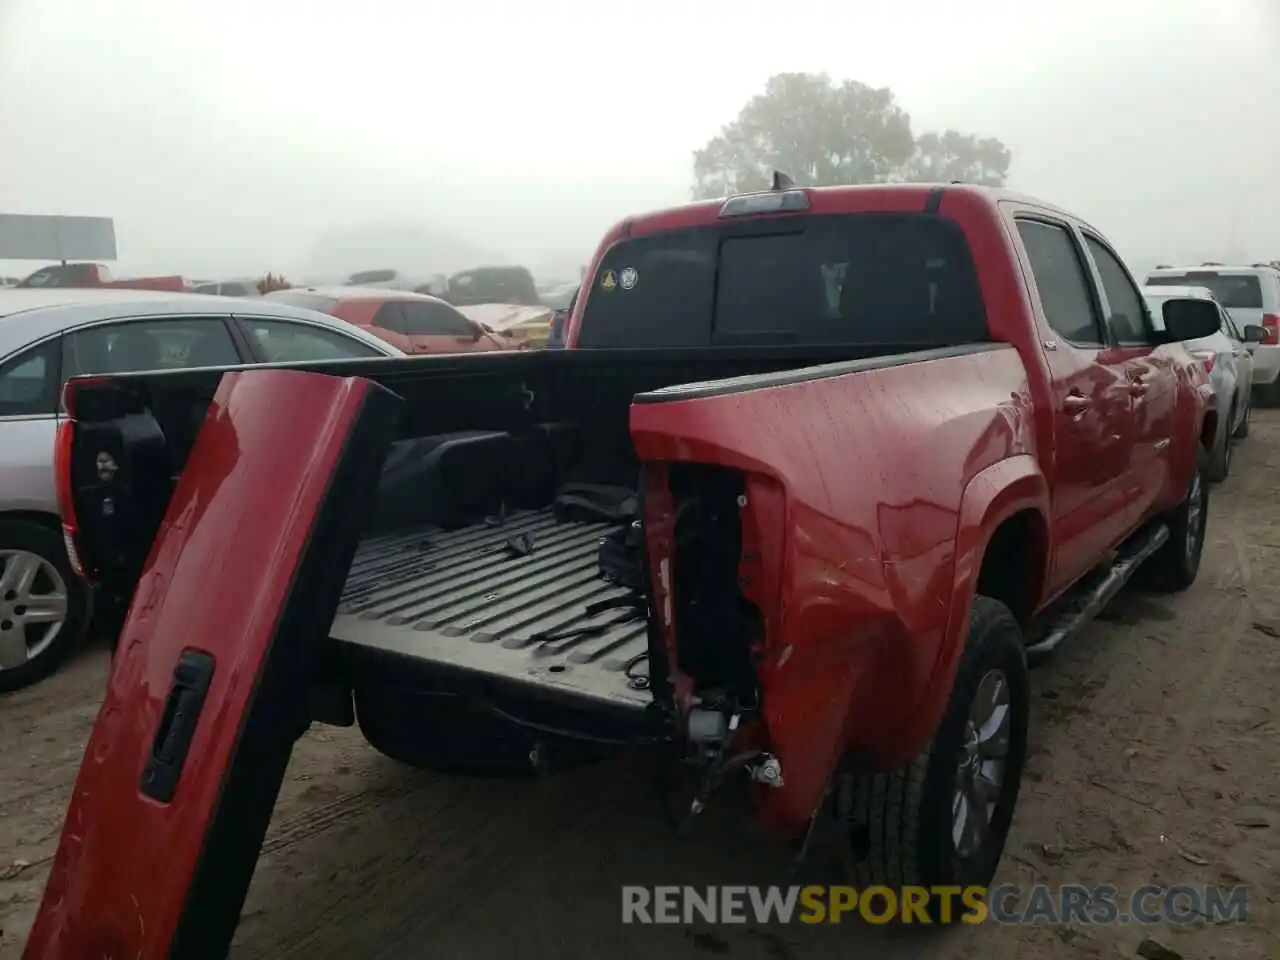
629 345 1035 832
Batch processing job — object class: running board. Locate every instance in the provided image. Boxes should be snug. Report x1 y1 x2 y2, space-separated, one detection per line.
1025 524 1170 667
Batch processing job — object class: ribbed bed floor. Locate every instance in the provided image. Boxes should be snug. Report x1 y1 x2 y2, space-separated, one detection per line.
329 508 654 710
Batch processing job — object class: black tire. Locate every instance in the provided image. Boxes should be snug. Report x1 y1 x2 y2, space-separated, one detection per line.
1139 448 1208 593
0 519 93 694
1233 397 1250 439
1205 418 1231 483
832 597 1030 923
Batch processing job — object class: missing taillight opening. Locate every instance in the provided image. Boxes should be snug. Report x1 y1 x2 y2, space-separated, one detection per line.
666 465 762 704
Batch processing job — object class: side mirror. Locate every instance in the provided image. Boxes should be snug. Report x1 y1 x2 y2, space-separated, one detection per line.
1161 299 1222 342
468 320 485 342
1243 324 1267 343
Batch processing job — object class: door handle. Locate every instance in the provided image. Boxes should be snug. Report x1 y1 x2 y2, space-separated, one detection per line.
140 649 216 803
1128 380 1149 397
1062 395 1091 413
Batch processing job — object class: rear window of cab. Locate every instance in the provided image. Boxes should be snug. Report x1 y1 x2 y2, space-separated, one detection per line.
576 213 987 349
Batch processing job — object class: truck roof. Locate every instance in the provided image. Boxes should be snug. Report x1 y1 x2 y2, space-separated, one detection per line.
609 182 1095 240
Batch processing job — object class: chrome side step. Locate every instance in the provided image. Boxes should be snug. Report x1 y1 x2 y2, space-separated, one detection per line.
1025 524 1170 667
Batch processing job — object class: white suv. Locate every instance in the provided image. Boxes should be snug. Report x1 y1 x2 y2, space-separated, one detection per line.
1145 264 1280 403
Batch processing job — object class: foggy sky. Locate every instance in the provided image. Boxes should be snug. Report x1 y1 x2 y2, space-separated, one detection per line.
1 0 1277 281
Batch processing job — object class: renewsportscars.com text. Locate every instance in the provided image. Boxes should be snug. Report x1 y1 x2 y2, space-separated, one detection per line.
621 884 1250 926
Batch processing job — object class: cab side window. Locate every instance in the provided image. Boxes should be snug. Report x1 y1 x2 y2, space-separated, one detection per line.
1084 235 1150 346
1016 220 1103 346
0 339 60 417
400 301 474 337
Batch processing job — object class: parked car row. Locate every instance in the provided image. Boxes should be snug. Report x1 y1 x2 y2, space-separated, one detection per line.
193 270 566 350
339 265 555 309
262 287 512 355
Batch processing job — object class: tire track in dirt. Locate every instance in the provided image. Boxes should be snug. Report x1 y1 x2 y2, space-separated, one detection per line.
1179 500 1253 738
237 763 620 959
260 778 430 856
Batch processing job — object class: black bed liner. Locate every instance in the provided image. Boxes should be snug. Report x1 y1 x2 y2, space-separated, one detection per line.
329 508 653 710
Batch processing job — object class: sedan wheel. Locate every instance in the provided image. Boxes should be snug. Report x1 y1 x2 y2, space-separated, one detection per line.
0 550 69 667
0 520 92 693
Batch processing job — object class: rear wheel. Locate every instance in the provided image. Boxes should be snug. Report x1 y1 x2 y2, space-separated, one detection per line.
0 519 93 693
1140 449 1208 593
826 597 1030 923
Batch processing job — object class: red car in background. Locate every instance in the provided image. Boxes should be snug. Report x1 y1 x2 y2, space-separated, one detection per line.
263 286 508 355
16 261 189 292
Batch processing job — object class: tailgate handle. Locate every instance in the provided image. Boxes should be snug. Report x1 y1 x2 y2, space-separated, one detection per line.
139 649 216 803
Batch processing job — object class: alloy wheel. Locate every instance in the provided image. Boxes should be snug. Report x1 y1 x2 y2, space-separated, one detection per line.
953 668 1010 859
0 550 69 672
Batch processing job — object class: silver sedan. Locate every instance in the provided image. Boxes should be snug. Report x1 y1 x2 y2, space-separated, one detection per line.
1142 284 1265 481
0 288 403 692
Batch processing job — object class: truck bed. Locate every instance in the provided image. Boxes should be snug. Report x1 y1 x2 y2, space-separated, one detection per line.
330 508 653 711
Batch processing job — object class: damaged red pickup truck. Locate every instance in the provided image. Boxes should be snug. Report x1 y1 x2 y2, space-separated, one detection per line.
27 183 1220 957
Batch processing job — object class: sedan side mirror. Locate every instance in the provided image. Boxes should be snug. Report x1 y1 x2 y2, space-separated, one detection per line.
1243 324 1267 343
1161 298 1222 342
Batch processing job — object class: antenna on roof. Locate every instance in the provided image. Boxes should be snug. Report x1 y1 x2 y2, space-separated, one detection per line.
771 170 796 191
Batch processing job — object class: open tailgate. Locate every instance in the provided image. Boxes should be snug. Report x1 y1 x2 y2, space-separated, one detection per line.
24 369 399 959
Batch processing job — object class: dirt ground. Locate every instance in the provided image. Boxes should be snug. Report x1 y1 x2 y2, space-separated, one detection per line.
3 417 1279 960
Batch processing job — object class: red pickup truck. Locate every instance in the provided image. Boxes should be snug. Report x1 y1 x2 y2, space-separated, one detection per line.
27 182 1219 957
16 261 189 292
